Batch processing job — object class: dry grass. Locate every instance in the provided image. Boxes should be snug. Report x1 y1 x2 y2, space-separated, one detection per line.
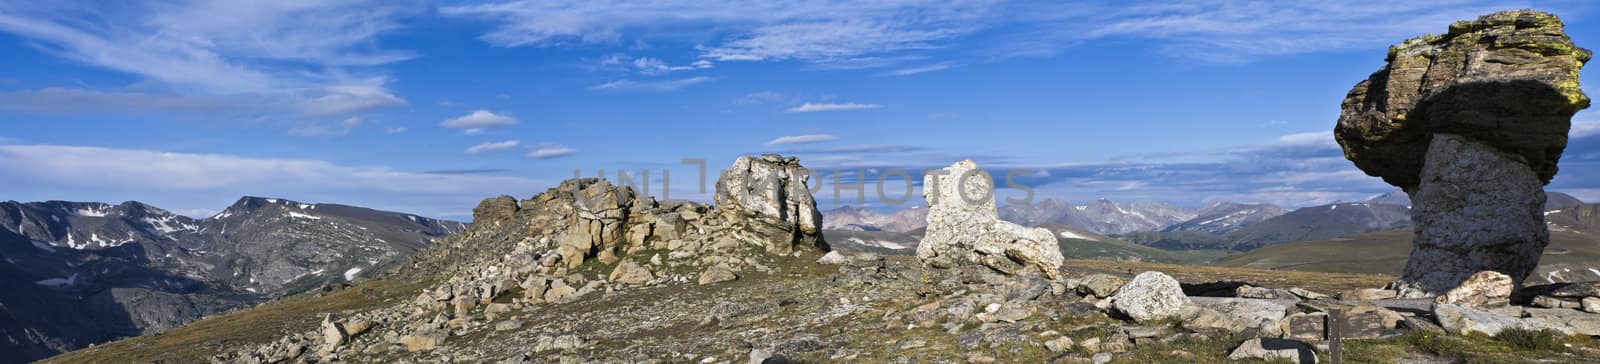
1062 259 1394 293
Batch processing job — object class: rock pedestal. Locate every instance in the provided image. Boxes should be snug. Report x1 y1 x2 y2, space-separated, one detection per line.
1399 135 1549 296
1333 10 1590 297
916 160 1063 280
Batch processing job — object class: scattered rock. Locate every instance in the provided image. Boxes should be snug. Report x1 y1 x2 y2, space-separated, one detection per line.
917 160 1064 279
1228 338 1317 364
1110 272 1189 322
1091 353 1112 364
1584 297 1600 314
399 331 447 352
1044 336 1075 353
493 320 522 332
1287 287 1330 300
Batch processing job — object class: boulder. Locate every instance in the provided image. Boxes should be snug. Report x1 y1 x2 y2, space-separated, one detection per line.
1434 303 1530 336
1334 10 1591 297
1228 338 1317 364
1281 312 1328 342
916 160 1064 279
1078 274 1127 298
698 264 738 285
1110 272 1189 322
1584 297 1600 314
714 154 828 255
816 251 848 265
608 261 655 285
1435 271 1513 307
319 314 348 354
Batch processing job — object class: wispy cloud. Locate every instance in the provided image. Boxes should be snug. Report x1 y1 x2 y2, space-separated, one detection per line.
465 140 521 154
440 0 995 68
527 144 578 159
998 1 1521 62
0 1 419 117
0 87 242 113
289 117 364 137
785 102 882 113
590 76 718 92
441 110 519 133
765 134 839 146
879 63 954 76
384 127 408 135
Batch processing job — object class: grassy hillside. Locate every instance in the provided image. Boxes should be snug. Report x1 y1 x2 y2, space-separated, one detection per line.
1216 229 1600 283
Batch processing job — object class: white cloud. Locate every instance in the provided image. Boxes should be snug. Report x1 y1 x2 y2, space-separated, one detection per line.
1273 131 1335 147
0 1 416 116
590 76 718 92
527 145 577 159
765 134 839 146
785 102 882 113
465 140 521 154
289 117 364 137
1571 120 1600 139
384 127 408 134
880 63 953 76
441 110 519 132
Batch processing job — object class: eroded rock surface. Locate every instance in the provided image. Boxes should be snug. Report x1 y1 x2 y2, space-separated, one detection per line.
917 160 1064 280
1334 10 1590 297
715 154 828 255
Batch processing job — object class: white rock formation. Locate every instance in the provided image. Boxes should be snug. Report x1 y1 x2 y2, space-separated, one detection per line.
715 154 826 255
916 160 1063 279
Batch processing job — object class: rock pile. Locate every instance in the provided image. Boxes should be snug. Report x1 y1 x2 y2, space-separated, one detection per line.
916 160 1064 282
1334 9 1591 297
210 155 829 363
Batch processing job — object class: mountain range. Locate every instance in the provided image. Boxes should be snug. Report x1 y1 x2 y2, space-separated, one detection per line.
0 197 464 363
823 190 1586 252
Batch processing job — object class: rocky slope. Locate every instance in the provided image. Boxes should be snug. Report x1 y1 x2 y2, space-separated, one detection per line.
0 197 464 363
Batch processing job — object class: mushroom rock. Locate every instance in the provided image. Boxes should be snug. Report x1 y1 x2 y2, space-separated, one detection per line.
713 154 828 255
1334 10 1590 297
917 160 1064 280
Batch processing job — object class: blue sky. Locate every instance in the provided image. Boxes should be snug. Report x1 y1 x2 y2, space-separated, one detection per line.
1 0 1598 220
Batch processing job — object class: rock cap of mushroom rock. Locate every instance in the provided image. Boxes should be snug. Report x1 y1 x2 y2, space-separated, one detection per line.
1335 9 1590 189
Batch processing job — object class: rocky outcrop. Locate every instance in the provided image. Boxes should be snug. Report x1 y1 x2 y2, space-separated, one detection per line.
1334 10 1591 297
213 155 831 364
917 160 1064 280
714 154 828 255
